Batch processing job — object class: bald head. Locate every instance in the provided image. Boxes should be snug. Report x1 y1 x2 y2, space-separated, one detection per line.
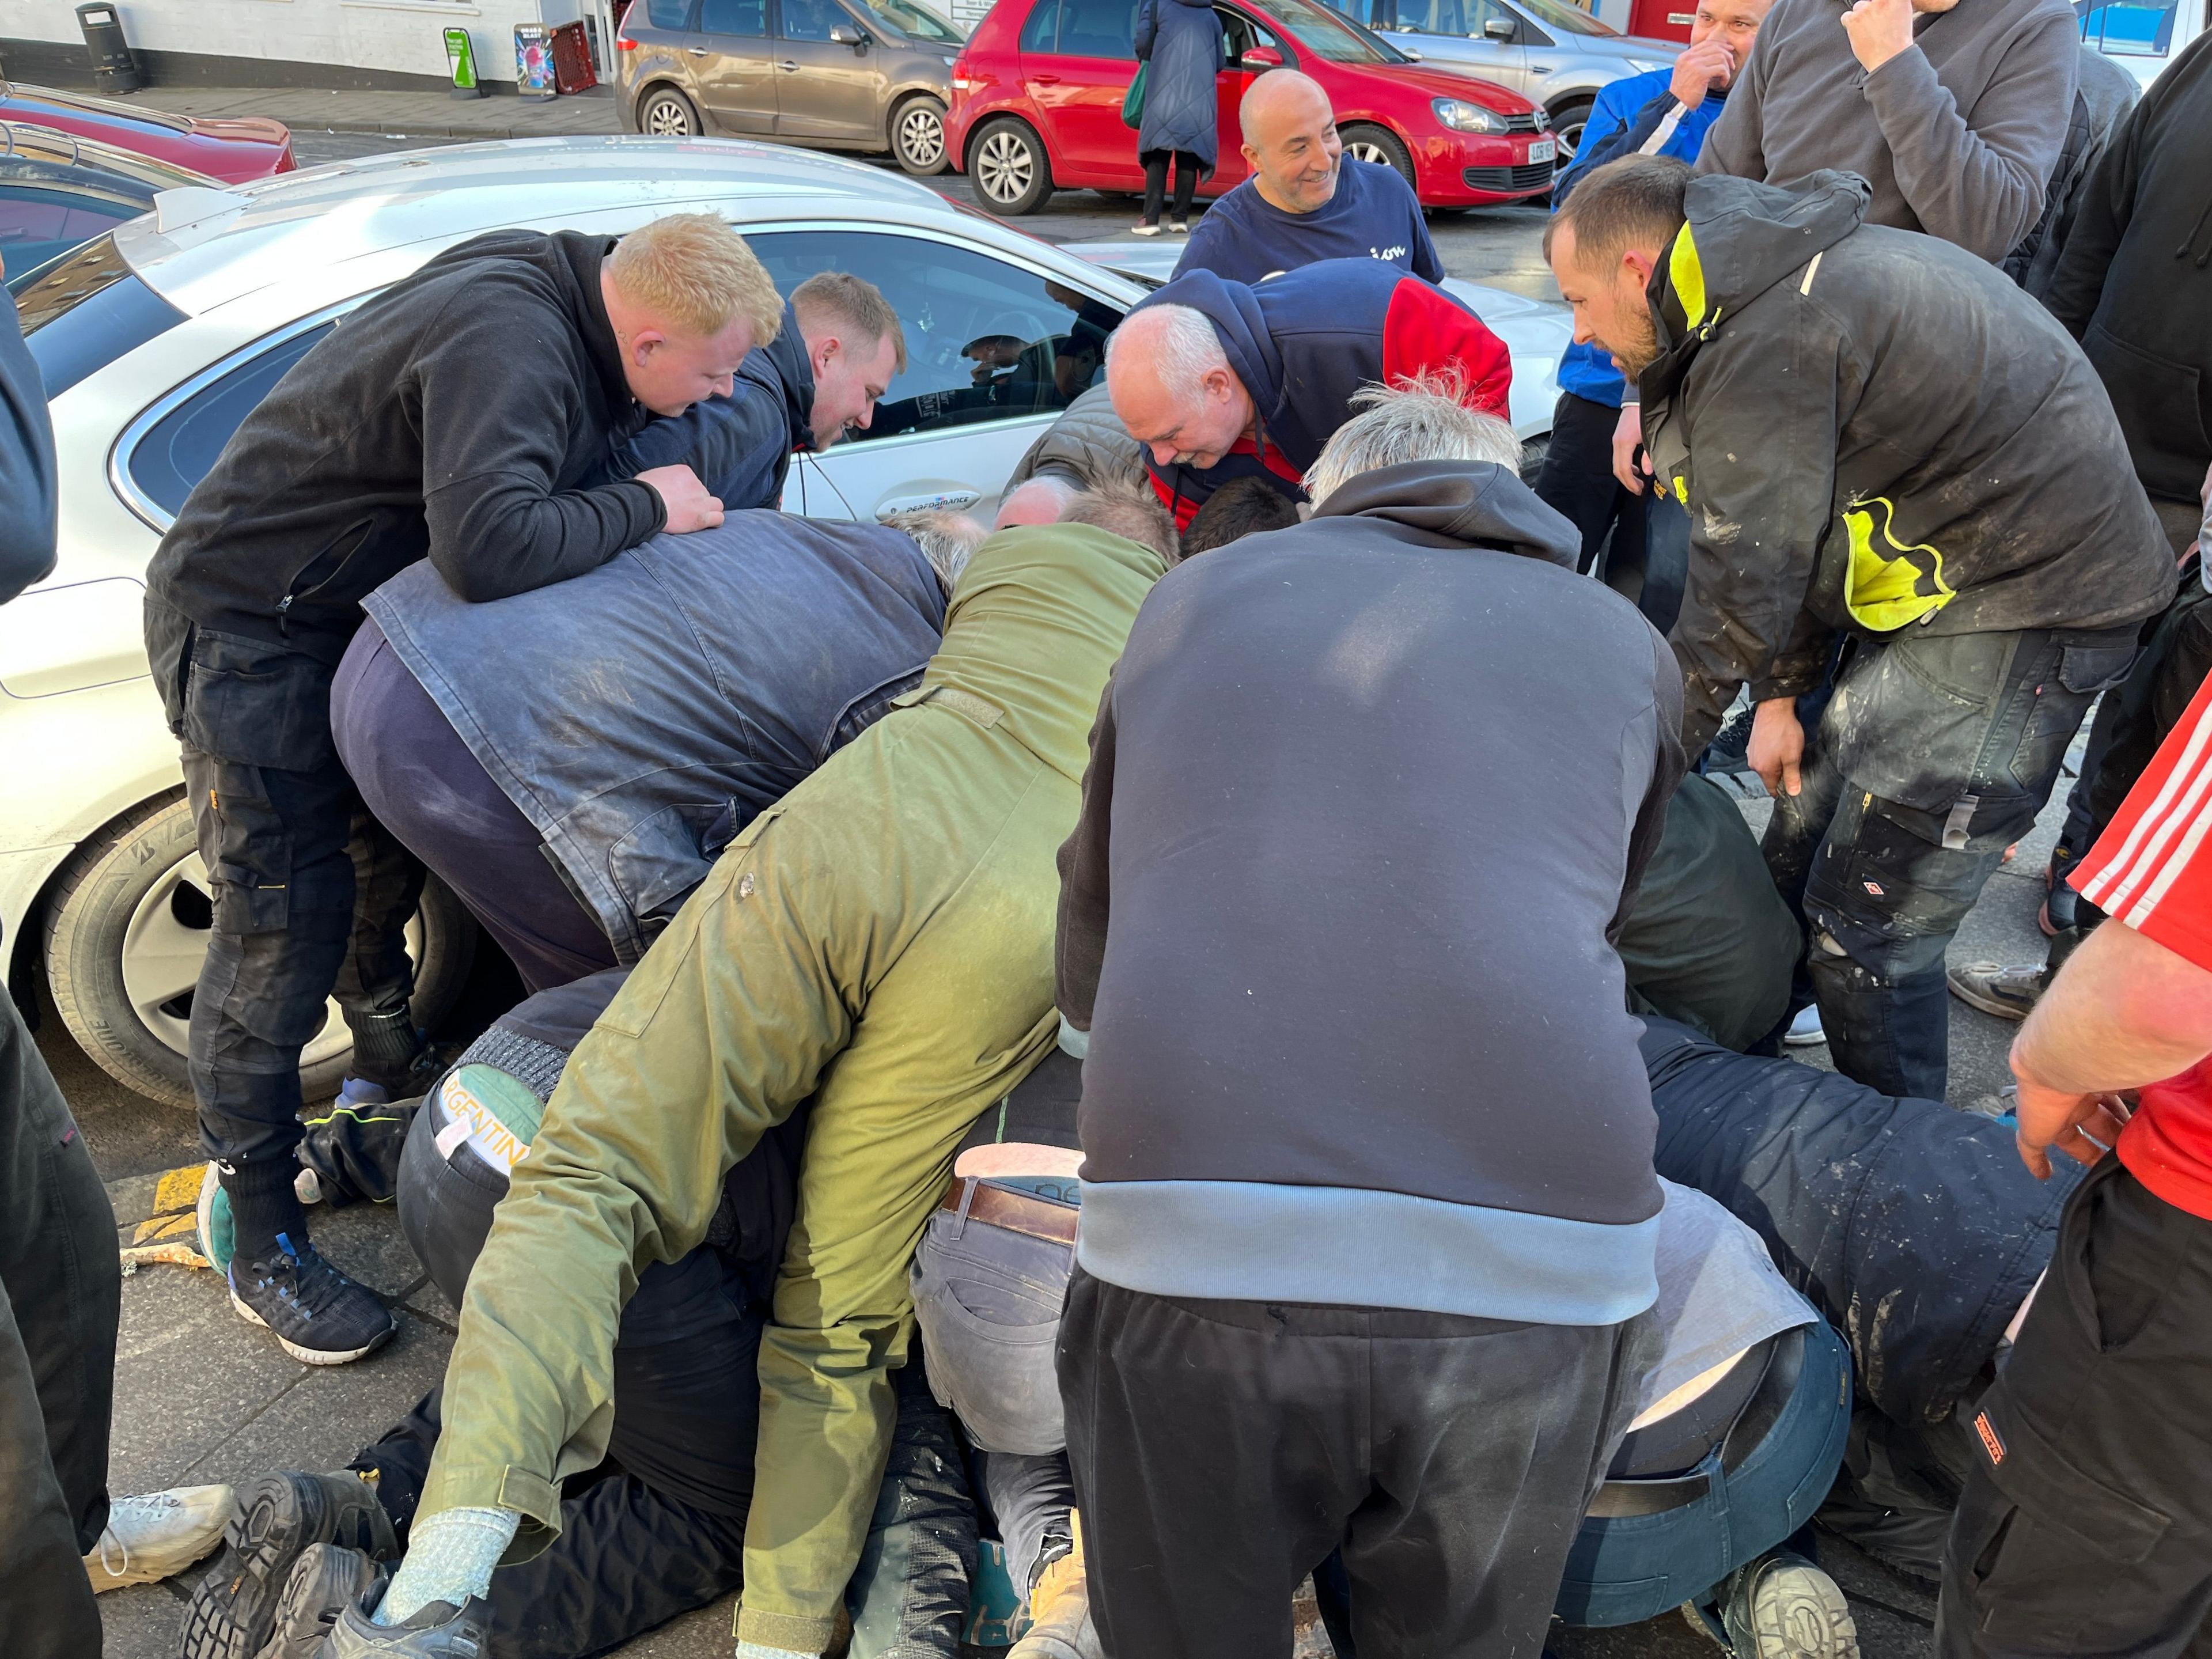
1239 70 1342 214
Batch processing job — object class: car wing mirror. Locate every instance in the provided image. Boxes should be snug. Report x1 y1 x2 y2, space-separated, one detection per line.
1482 16 1516 38
830 24 869 46
1240 43 1284 66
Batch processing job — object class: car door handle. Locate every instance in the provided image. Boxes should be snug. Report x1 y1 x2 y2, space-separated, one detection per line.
778 58 800 69
687 45 710 54
1031 72 1060 82
877 488 982 518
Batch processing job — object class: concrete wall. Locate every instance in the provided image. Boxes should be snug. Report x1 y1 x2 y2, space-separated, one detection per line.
0 0 622 88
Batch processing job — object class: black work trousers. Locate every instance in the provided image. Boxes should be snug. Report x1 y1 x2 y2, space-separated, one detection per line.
1530 391 1689 634
0 993 119 1659
1937 1156 2212 1658
1763 627 2131 1101
1141 149 1202 225
1059 1266 1656 1659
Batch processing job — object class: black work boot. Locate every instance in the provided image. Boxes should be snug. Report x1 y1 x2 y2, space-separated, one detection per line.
264 1543 389 1659
179 1470 399 1659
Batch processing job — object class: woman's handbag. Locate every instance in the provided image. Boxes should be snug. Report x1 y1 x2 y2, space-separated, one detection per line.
1120 63 1148 128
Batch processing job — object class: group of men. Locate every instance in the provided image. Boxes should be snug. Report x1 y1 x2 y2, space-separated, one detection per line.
2 1 2210 1657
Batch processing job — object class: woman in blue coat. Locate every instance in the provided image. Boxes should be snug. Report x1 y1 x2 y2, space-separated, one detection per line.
1131 0 1224 234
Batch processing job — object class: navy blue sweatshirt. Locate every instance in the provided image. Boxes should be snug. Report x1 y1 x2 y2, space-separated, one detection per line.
1057 461 1685 1321
602 301 815 511
1131 259 1510 527
0 286 56 605
1173 159 1445 287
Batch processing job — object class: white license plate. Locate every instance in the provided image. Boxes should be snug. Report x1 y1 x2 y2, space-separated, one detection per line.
1529 139 1556 164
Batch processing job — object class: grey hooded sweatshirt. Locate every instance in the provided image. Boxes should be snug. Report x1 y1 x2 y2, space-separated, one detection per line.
1056 460 1685 1325
1638 172 2175 752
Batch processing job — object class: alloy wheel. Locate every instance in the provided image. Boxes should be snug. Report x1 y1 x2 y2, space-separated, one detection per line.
976 128 1034 205
898 105 946 170
1345 140 1392 168
644 96 695 137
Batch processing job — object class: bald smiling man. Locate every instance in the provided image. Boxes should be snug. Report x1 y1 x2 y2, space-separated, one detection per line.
1173 69 1445 287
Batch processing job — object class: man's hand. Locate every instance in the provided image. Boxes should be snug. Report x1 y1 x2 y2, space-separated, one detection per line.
637 464 724 534
2012 1066 2131 1180
1841 0 1916 73
1669 37 1736 110
1748 696 1804 797
1611 403 1648 494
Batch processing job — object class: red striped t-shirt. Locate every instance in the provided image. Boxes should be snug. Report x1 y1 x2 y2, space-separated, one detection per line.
2073 670 2212 1219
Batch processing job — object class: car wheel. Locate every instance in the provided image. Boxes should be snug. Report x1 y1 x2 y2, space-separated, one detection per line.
970 118 1054 215
1340 124 1417 195
40 793 478 1111
1548 96 1594 166
892 94 952 176
639 85 703 138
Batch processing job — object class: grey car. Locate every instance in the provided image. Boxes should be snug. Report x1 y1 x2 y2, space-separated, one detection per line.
616 0 965 174
1330 0 1677 160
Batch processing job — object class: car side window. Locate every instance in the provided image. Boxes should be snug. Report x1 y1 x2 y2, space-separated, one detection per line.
1055 0 1138 58
123 323 335 524
1018 0 1063 50
1217 9 1285 58
779 0 843 37
745 230 1124 444
702 0 768 33
0 185 143 280
647 0 695 27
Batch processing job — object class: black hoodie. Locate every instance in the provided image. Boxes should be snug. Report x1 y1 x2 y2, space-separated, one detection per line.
1056 460 1687 1322
145 229 664 668
1639 172 2175 751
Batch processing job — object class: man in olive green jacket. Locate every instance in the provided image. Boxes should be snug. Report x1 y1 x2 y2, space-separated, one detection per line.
339 522 1164 1658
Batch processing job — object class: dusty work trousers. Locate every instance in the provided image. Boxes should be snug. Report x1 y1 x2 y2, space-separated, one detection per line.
1936 1157 2212 1658
1060 1267 1656 1659
1763 627 2133 1101
0 993 119 1659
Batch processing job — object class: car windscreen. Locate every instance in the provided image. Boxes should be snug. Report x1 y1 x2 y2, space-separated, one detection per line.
846 0 965 43
1260 0 1408 62
1515 0 1616 36
7 232 187 399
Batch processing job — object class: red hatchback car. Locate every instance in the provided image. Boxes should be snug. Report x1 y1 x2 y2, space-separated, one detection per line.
0 81 295 184
946 0 1553 214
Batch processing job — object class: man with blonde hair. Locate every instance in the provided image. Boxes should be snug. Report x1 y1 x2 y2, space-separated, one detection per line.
142 209 770 1365
613 267 909 510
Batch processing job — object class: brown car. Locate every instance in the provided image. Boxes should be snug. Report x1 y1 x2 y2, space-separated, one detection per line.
616 0 965 175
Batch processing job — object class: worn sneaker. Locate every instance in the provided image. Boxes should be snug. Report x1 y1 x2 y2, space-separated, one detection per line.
264 1543 389 1659
1947 961 2046 1022
198 1161 235 1278
1168 218 1190 233
1782 1005 1827 1048
1720 1551 1858 1658
1130 221 1161 236
2040 844 2081 937
324 1589 495 1656
84 1484 236 1592
179 1470 397 1659
229 1233 396 1365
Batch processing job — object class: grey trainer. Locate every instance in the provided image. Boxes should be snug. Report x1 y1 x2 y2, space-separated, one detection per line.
323 1590 495 1657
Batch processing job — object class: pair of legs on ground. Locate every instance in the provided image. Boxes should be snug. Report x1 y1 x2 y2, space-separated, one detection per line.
1139 149 1203 228
1531 390 1690 635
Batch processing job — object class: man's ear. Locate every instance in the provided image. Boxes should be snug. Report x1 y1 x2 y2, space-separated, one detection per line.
1241 140 1262 172
1202 365 1235 403
813 334 841 375
1622 246 1661 291
628 326 666 368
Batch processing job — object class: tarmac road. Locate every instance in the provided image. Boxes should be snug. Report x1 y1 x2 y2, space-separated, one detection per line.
58 123 2067 1657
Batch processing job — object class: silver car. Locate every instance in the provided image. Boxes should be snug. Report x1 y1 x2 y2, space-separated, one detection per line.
1331 0 1678 160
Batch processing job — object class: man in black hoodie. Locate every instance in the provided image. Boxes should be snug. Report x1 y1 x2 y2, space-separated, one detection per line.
1548 156 2175 1103
142 212 781 1366
1055 386 1683 1657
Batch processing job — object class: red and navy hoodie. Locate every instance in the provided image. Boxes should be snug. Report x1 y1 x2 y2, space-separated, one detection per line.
1130 257 1512 528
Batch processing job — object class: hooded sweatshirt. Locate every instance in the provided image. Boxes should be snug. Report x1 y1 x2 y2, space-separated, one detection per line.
2040 29 2212 508
1130 259 1511 526
601 300 815 511
1058 460 1685 1323
144 230 664 666
1638 172 2175 752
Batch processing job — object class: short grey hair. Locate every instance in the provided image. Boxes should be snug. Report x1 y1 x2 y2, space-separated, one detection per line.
884 508 988 594
1061 479 1181 565
1304 376 1523 506
1104 304 1230 403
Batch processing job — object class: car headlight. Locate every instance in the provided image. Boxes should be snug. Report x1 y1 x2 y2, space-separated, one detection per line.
1432 97 1503 134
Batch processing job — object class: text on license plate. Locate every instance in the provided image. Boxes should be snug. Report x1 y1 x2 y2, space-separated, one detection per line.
1529 139 1556 164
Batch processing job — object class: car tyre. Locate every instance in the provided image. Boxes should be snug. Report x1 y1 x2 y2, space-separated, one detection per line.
1339 124 1416 195
969 117 1054 215
40 793 478 1111
892 94 952 176
638 85 703 138
1548 95 1594 166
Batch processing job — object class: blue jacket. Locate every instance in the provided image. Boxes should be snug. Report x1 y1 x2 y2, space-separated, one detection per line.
599 302 813 510
1132 259 1510 524
1134 0 1225 168
363 512 945 964
1554 70 1725 407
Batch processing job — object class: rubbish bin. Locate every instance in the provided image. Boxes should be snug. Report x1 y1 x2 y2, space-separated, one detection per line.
75 2 142 95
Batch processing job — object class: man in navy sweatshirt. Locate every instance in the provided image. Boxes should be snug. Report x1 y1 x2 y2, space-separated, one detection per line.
1054 385 1683 1657
1173 69 1443 287
1104 258 1511 528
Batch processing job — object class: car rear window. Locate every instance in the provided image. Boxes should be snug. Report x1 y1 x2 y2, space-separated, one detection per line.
7 232 186 399
123 320 335 522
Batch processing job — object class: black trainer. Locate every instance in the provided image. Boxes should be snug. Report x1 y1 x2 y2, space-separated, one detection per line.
179 1470 399 1659
325 1590 496 1657
229 1232 396 1365
265 1543 389 1659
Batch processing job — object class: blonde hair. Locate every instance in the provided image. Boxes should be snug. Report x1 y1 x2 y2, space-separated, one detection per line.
607 213 783 344
792 271 907 374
